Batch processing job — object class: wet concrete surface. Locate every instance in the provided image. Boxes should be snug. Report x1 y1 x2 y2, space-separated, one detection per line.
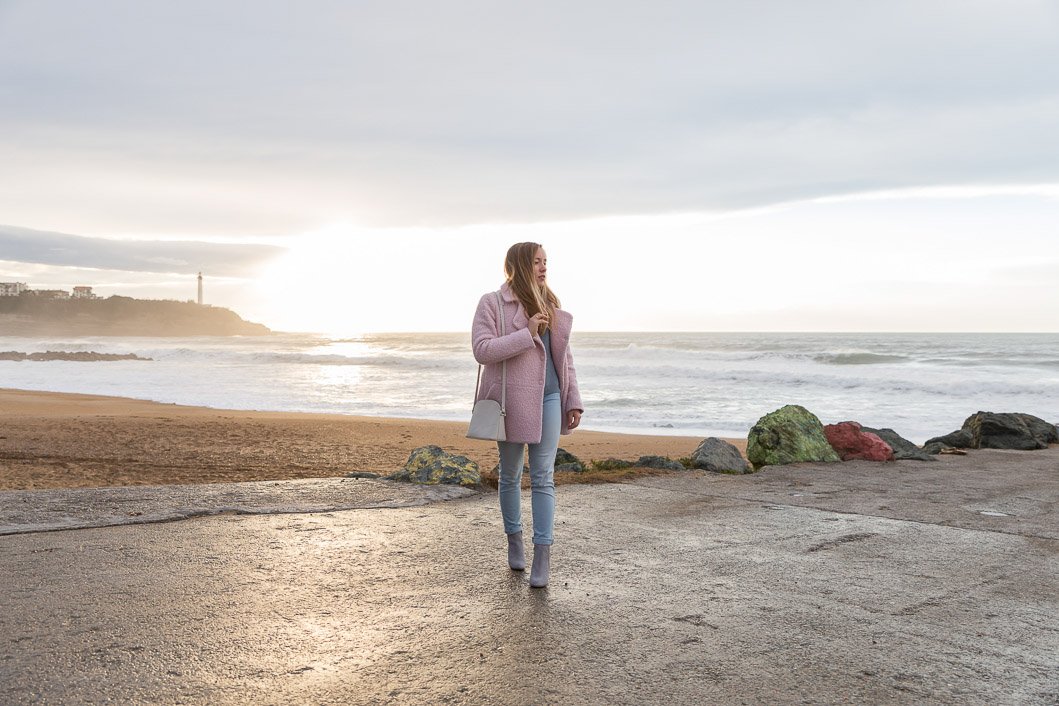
1 448 1057 704
0 477 474 535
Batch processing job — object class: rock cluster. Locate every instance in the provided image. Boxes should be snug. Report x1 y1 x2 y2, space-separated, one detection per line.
387 446 480 488
743 405 1054 470
392 409 1053 490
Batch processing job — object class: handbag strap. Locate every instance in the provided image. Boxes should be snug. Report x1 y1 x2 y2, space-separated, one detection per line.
473 290 507 414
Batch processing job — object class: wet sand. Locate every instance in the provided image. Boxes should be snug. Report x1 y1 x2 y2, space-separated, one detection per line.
0 389 735 490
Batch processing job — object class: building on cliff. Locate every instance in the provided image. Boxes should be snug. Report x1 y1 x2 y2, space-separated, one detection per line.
28 289 70 300
0 282 28 296
1 283 95 299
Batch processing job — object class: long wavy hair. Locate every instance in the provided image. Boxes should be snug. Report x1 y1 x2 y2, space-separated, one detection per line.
504 242 560 336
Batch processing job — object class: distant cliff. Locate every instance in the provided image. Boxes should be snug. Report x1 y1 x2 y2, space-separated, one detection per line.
0 296 271 336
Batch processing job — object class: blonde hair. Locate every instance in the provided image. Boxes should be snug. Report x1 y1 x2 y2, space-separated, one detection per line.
504 242 560 336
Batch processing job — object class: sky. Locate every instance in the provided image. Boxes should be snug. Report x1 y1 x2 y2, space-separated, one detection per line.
1 0 1057 334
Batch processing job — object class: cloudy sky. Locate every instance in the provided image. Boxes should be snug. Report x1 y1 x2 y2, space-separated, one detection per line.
1 1 1057 333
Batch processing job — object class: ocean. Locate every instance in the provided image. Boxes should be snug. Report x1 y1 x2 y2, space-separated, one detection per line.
1 332 1056 444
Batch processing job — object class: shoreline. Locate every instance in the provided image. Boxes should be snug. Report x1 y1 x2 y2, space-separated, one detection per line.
0 388 734 491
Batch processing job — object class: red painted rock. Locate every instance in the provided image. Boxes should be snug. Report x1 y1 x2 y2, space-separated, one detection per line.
823 421 895 462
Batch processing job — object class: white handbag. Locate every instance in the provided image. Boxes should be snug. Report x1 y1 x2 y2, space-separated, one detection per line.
467 291 507 441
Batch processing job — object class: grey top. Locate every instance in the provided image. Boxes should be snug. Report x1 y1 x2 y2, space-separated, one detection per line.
541 329 560 396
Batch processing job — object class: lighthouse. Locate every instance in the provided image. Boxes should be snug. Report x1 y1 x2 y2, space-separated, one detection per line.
197 272 203 305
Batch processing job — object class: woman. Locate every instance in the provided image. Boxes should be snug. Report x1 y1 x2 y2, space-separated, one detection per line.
471 242 583 588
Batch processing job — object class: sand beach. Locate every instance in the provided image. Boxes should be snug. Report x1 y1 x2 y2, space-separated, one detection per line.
0 388 731 490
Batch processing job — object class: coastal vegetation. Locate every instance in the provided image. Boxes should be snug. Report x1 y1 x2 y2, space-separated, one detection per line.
0 295 269 336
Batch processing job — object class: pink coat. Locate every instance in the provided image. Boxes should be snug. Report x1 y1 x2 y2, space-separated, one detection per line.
472 282 584 444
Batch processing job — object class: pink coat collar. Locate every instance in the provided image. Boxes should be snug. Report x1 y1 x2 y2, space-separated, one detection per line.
500 281 519 303
498 282 573 344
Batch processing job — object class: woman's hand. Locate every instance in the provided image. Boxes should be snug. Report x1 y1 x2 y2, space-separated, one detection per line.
528 311 549 333
567 409 582 430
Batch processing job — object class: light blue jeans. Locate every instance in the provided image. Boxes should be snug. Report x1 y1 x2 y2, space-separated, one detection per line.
497 392 561 546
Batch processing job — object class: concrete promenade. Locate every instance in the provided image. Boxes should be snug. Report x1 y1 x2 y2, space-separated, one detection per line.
1 449 1057 704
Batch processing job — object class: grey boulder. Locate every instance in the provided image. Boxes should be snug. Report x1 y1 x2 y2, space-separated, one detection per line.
692 437 752 474
925 412 1058 454
965 411 1057 450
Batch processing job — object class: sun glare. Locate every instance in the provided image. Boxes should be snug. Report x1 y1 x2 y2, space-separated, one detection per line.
254 223 499 335
249 187 1059 335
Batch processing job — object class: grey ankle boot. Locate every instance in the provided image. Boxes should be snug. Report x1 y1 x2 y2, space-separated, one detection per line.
507 531 526 571
529 544 551 588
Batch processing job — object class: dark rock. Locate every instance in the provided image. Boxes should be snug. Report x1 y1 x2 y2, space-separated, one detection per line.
746 405 841 470
861 427 936 462
923 428 973 453
345 471 381 479
1008 413 1057 446
635 455 686 471
922 412 1057 453
963 411 1057 450
554 448 585 472
690 438 752 474
387 446 480 488
823 422 894 462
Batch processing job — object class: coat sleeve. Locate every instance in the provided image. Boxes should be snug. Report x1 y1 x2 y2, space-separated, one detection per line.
472 293 536 365
564 345 584 412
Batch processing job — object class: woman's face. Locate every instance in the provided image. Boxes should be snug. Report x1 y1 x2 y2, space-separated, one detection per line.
533 247 547 286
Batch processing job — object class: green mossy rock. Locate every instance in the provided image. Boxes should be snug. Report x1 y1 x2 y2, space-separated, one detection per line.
746 405 841 470
388 445 481 488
